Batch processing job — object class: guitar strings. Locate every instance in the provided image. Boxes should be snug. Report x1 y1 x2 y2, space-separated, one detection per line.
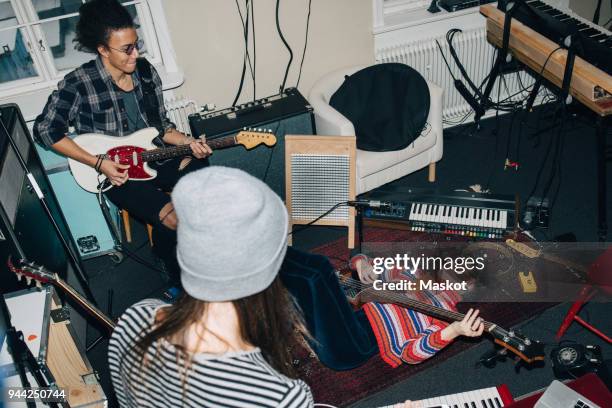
337 274 499 331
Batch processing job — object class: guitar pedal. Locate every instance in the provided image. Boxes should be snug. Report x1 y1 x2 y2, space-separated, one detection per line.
518 271 537 293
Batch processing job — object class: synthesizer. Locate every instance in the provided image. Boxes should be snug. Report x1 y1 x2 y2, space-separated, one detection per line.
481 3 612 116
188 87 313 138
380 384 514 408
362 188 517 239
496 0 612 77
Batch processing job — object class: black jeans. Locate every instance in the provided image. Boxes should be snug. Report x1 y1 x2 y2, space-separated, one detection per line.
105 156 208 282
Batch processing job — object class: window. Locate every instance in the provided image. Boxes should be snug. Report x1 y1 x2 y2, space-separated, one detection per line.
373 0 432 28
0 0 180 99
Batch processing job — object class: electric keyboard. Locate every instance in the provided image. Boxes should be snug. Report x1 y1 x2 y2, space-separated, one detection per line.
362 188 517 239
497 0 612 76
380 384 514 408
481 3 612 116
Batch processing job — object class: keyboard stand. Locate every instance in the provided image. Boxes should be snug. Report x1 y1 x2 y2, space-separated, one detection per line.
480 3 611 242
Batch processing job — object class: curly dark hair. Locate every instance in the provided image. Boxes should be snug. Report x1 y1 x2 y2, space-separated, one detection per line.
74 0 135 53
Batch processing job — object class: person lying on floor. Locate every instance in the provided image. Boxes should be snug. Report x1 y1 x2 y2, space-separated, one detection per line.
107 166 413 408
350 254 484 367
277 248 484 371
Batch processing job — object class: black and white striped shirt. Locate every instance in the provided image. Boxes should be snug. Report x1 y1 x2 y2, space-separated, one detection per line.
108 299 314 407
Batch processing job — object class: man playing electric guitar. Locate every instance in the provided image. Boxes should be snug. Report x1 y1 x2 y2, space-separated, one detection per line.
34 0 211 283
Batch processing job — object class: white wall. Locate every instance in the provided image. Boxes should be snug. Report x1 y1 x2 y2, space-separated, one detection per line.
162 0 374 108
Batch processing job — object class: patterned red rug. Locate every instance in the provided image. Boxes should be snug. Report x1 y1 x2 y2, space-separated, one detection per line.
295 228 554 407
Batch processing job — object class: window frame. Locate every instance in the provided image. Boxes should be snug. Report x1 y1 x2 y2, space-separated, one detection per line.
373 0 432 28
0 0 182 100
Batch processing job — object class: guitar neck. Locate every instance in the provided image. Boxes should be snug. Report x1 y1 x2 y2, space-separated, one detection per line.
362 289 496 331
140 134 237 162
54 276 116 332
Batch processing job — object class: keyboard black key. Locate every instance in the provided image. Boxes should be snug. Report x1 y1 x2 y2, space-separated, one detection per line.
581 28 600 36
590 34 607 41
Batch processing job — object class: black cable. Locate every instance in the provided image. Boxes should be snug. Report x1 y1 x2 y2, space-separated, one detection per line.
484 77 505 191
296 0 312 89
276 0 293 93
121 245 166 274
435 39 457 81
242 0 255 84
289 202 348 236
262 122 281 183
251 0 256 100
232 0 248 106
504 104 519 161
593 0 603 24
446 29 483 98
525 116 558 210
546 106 568 212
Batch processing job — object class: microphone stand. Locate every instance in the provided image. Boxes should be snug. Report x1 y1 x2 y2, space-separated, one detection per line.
0 111 98 307
1 293 59 408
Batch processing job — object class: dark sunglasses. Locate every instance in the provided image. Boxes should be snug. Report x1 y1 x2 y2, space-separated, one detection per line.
108 39 144 55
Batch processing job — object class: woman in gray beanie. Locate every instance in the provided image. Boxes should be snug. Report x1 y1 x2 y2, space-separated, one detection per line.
107 166 413 408
108 166 314 407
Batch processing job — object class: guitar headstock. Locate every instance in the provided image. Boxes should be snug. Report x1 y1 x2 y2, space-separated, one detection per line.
7 258 55 288
506 239 541 258
490 325 545 364
235 128 277 149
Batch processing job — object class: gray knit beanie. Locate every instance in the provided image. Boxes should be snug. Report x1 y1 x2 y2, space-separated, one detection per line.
172 166 288 302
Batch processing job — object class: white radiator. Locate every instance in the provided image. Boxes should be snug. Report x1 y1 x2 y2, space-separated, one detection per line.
376 28 539 124
164 98 198 135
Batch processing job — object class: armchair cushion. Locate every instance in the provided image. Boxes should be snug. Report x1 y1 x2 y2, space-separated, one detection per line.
329 63 430 152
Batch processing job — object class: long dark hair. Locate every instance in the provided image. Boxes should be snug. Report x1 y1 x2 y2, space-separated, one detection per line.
133 276 309 378
74 0 135 53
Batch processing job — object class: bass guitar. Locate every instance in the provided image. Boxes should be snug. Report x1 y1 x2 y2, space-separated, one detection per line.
69 127 277 193
8 259 116 333
342 277 545 365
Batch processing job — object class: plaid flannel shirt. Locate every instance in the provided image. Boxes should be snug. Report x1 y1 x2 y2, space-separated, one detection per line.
34 56 174 147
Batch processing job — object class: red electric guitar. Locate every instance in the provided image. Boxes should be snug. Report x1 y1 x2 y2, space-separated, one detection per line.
68 127 276 193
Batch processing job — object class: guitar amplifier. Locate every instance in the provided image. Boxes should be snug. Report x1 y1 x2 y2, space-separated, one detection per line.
189 88 315 199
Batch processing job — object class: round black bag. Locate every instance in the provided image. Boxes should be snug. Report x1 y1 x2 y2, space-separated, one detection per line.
329 63 430 152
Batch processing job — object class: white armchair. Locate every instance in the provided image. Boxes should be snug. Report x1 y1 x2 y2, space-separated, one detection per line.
309 65 444 195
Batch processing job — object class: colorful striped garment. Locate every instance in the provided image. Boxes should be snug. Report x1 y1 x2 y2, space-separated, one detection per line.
352 255 462 367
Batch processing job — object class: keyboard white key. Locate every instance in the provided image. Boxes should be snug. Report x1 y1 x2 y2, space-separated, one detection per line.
412 386 509 408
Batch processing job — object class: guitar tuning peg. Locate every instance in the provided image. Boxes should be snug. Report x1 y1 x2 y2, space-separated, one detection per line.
26 276 32 285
